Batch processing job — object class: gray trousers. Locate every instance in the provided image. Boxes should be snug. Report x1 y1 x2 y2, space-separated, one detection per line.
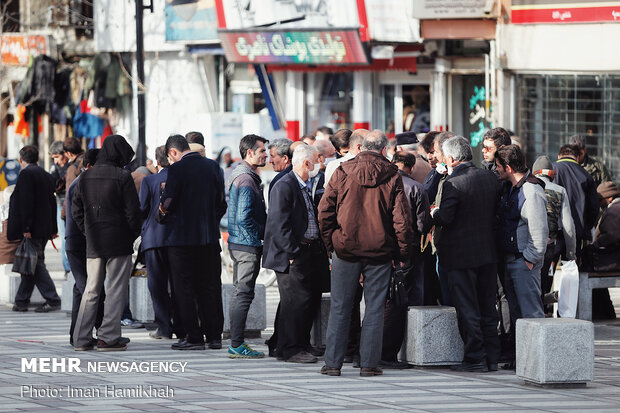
505 255 545 321
324 253 391 369
229 249 261 347
73 255 133 347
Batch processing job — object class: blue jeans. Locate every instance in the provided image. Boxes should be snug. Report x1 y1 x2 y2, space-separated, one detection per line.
57 204 70 272
504 255 544 321
324 253 391 369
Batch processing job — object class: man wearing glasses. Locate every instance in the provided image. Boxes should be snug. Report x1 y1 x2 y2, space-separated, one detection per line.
481 128 512 176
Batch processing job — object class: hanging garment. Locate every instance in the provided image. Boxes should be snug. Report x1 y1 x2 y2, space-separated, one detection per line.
13 105 29 137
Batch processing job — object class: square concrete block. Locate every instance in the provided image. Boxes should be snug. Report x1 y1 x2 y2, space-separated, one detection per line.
8 273 45 305
61 272 75 313
516 318 594 385
311 293 330 348
405 306 464 366
129 276 154 322
222 283 266 334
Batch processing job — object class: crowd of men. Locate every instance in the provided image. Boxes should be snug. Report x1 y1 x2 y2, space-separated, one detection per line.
7 124 619 375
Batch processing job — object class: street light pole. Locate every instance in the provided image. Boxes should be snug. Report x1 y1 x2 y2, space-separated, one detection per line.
135 0 152 166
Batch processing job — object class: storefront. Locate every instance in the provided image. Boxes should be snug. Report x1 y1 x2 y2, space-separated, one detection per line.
501 0 620 179
215 0 426 140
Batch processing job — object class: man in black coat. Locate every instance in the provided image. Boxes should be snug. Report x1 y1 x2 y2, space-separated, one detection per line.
9 145 61 312
158 135 227 350
432 136 501 373
72 135 142 351
65 149 104 345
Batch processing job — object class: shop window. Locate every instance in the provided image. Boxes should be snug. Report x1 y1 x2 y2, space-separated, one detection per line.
306 73 353 134
517 74 620 181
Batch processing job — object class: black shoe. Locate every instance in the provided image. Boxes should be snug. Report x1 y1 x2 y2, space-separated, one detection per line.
487 362 498 372
306 346 325 357
34 303 61 313
118 337 131 346
352 355 360 368
286 351 318 363
500 360 516 370
97 339 127 352
12 304 28 312
320 365 341 376
171 339 205 350
379 360 412 370
450 361 489 372
149 330 172 340
207 338 222 349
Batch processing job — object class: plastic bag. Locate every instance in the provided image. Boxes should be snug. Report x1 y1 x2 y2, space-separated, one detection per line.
557 260 579 318
12 238 38 275
389 266 408 307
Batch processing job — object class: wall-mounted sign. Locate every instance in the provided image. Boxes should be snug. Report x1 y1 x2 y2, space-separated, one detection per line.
363 0 421 43
165 0 219 42
412 0 493 19
512 0 620 24
1 35 48 66
219 30 368 65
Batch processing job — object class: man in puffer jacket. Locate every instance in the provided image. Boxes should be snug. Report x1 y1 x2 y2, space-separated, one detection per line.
226 134 268 358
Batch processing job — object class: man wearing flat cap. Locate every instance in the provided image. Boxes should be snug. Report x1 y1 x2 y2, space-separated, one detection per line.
394 132 430 184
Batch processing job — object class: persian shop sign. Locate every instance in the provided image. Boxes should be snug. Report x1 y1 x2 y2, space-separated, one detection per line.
219 30 368 65
1 35 47 66
512 0 620 24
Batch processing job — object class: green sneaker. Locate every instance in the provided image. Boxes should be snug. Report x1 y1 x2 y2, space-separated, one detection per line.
227 342 265 359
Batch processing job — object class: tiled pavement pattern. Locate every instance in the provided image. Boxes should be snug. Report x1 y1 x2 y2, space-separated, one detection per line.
1 246 619 412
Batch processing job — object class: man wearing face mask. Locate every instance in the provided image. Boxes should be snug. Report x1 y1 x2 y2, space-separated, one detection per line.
263 145 330 364
310 139 336 206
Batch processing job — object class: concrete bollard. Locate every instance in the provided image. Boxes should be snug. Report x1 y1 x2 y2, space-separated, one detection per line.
404 306 464 366
516 318 594 385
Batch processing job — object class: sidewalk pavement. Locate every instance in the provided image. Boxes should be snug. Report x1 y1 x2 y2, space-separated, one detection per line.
2 245 620 411
1 291 620 412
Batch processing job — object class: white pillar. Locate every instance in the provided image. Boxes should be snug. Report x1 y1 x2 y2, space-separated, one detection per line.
431 58 450 131
353 71 372 130
285 71 304 140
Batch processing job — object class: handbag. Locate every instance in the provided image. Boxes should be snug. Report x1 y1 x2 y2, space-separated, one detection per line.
12 238 38 275
388 265 408 307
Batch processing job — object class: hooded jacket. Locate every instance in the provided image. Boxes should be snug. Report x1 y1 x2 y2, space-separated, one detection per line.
318 151 413 262
72 135 142 258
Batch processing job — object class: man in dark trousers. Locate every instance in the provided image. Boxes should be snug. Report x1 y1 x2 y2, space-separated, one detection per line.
66 149 104 345
263 144 329 364
431 136 501 373
159 134 227 350
139 146 183 340
72 135 142 351
9 145 61 313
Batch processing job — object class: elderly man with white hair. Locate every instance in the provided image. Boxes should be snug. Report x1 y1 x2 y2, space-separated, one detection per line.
262 144 330 364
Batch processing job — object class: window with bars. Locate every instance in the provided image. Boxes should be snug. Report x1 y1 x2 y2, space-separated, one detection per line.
517 74 620 182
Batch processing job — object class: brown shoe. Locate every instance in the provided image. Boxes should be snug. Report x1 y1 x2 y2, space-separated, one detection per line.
360 367 383 377
286 350 318 363
320 365 341 376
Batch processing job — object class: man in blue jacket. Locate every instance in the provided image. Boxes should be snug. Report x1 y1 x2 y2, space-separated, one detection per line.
139 146 183 341
159 135 227 350
226 134 268 358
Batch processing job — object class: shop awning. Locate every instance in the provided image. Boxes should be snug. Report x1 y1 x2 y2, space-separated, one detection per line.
265 56 417 73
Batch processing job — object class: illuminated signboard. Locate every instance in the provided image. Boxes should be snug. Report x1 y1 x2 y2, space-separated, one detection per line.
1 35 47 66
218 30 368 65
512 0 620 24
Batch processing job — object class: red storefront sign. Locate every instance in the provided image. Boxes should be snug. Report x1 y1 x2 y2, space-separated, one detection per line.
1 34 48 66
512 1 620 24
218 30 368 65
